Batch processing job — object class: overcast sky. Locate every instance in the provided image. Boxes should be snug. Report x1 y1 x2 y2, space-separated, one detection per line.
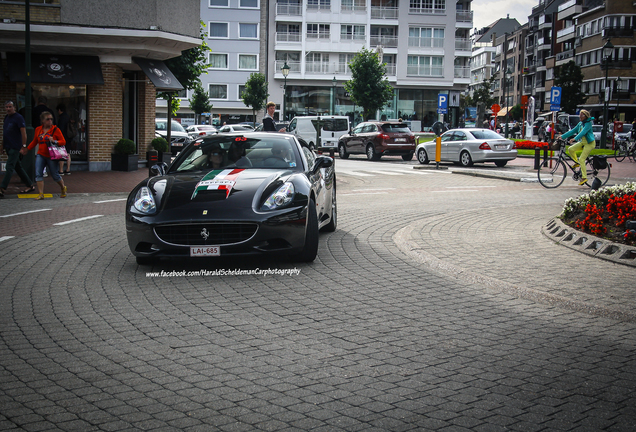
471 0 537 32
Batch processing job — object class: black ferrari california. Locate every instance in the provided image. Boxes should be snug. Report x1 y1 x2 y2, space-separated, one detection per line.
126 132 337 265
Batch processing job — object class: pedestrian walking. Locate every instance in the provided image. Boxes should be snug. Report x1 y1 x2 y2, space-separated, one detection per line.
1 100 35 197
32 95 55 128
20 111 68 200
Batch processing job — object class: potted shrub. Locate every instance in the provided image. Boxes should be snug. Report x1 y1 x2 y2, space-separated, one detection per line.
150 137 171 164
111 138 138 171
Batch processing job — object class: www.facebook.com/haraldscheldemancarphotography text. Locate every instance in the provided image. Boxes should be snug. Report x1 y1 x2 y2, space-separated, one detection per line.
145 268 302 278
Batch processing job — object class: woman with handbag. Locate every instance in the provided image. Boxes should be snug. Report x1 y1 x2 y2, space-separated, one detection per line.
20 111 67 200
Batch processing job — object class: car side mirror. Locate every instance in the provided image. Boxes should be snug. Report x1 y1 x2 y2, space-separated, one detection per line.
311 155 333 175
150 162 168 177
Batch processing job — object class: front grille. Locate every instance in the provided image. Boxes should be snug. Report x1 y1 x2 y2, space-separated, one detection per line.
155 223 258 246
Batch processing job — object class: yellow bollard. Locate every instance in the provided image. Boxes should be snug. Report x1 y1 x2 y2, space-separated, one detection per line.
435 136 441 162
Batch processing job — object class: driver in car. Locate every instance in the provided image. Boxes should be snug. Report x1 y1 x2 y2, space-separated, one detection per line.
271 142 292 163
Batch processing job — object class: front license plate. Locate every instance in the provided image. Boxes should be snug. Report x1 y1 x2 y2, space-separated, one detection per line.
495 144 507 150
190 246 220 257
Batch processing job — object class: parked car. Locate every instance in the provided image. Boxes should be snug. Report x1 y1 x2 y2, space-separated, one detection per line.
337 121 416 161
609 122 633 141
532 116 546 135
556 114 581 134
155 119 191 154
217 124 255 133
186 124 217 139
416 128 517 167
126 132 337 265
592 124 603 143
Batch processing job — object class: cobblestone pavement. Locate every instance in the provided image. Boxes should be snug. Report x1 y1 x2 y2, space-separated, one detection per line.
1 157 635 431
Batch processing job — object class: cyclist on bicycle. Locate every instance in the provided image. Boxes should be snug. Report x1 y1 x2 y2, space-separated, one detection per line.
559 110 595 185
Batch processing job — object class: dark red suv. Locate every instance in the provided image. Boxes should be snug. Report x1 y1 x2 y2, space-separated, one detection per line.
338 121 416 161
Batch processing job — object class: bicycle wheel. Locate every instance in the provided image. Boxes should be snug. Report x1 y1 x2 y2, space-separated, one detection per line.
615 143 627 162
588 160 611 186
538 157 567 188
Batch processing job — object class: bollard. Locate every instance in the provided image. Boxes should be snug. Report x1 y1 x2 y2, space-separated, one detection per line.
534 147 541 170
435 136 441 169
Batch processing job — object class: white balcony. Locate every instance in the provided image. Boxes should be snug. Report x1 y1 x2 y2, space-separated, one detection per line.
408 37 444 49
276 32 301 43
370 6 398 19
276 3 302 16
370 35 398 48
406 65 443 77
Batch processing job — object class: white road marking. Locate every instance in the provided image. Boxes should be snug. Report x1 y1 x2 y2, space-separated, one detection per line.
53 215 104 226
339 171 374 177
0 209 52 218
446 185 497 188
340 192 389 195
351 188 395 192
94 198 127 204
432 190 479 193
0 236 15 242
367 170 405 176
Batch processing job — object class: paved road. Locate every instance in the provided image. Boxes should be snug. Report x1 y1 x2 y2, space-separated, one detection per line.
1 157 635 431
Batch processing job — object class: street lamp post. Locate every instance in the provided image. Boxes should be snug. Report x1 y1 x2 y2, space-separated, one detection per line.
600 39 613 149
504 68 511 138
615 76 622 121
332 76 337 115
281 62 290 122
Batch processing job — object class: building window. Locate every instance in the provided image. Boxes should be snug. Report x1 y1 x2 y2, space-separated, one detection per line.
209 53 228 69
307 24 330 39
409 27 444 48
276 23 301 42
209 84 228 99
209 22 229 38
239 23 258 39
239 85 247 99
341 0 365 10
410 0 445 13
240 0 258 7
238 54 257 70
306 52 329 73
340 25 365 40
407 55 443 76
338 53 355 74
307 0 330 10
209 0 228 6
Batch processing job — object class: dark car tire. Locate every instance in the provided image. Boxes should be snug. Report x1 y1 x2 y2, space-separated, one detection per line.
417 148 430 165
459 151 473 167
338 143 349 159
136 256 153 265
298 199 319 262
402 152 414 161
366 144 380 161
322 187 337 233
494 160 508 167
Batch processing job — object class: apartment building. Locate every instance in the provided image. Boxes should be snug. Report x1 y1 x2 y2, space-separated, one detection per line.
469 17 520 101
493 26 527 115
574 0 635 123
268 0 473 129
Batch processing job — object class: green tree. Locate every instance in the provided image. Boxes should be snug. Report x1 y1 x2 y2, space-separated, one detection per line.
159 22 210 116
344 48 393 121
471 73 497 108
555 61 587 114
189 84 212 122
242 73 269 127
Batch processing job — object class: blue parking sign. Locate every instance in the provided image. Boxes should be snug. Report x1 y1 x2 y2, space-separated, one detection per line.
437 94 448 114
550 86 561 112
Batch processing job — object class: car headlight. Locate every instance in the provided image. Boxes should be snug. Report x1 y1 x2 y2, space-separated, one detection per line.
133 186 157 214
261 182 294 211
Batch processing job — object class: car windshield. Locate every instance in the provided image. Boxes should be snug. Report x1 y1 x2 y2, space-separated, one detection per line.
470 129 505 140
382 124 410 133
169 135 301 173
198 126 215 131
156 120 185 132
622 124 632 132
593 125 603 132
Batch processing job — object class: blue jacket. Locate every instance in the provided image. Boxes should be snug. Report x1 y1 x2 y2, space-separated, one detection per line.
561 117 595 143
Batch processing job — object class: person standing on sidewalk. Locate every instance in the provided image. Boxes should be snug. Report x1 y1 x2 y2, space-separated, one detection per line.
559 110 595 186
263 102 286 132
1 101 35 198
20 112 67 200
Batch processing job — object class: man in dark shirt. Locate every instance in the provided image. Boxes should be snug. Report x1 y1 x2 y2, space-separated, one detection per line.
262 101 286 132
32 96 55 128
1 101 34 197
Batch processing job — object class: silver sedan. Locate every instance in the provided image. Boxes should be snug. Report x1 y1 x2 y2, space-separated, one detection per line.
416 128 518 167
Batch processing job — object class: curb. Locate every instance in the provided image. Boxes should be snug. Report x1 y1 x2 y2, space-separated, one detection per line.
542 217 636 267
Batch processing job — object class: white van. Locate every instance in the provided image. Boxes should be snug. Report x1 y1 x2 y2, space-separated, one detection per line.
287 116 350 149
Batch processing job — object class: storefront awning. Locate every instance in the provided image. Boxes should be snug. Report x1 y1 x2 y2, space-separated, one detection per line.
133 57 183 91
496 107 512 117
6 53 104 85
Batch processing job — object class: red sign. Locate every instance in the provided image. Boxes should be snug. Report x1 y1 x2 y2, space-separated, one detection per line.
521 96 528 109
491 104 501 113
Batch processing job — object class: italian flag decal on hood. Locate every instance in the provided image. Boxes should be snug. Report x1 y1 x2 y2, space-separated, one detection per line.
191 169 244 200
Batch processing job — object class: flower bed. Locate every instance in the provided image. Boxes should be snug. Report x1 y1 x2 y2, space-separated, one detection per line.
514 140 550 150
560 182 636 245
